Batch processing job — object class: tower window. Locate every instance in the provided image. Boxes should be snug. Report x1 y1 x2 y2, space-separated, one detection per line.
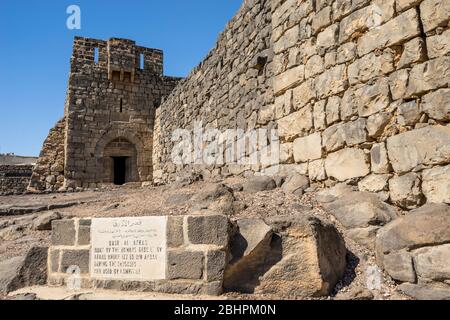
120 98 123 113
140 53 144 70
94 47 99 64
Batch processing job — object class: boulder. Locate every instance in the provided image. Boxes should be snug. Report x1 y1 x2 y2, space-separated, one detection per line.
191 183 235 215
376 204 450 285
251 214 347 297
243 176 276 193
0 247 48 294
323 192 398 229
32 211 62 231
224 219 273 292
281 174 310 195
398 283 450 300
315 183 355 203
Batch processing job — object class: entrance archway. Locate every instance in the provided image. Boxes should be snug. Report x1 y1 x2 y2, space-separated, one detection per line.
102 138 138 185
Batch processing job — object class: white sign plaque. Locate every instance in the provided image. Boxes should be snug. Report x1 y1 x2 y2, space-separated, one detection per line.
90 216 167 281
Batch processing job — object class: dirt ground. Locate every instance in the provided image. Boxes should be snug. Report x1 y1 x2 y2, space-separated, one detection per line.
0 178 410 300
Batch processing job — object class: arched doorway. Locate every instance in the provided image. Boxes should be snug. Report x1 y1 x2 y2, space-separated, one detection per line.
102 138 138 185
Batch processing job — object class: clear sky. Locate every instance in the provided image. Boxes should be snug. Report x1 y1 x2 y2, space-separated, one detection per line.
0 0 243 156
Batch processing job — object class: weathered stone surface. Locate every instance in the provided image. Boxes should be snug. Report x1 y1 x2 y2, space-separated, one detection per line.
313 100 327 130
167 250 204 280
397 101 420 126
187 214 229 246
389 68 410 100
427 29 450 59
376 203 450 257
0 247 47 294
382 250 416 283
191 183 235 215
399 283 450 300
348 51 394 84
206 250 227 282
371 143 391 174
293 132 322 162
315 183 355 203
389 173 425 209
325 148 370 181
422 89 450 121
224 219 273 292
77 219 91 246
386 126 450 173
167 216 184 248
51 220 76 246
358 174 390 193
323 192 398 229
32 212 62 231
420 0 450 32
277 107 313 141
274 65 305 95
281 174 310 195
243 176 276 193
254 214 347 297
347 226 380 251
356 77 391 117
422 165 450 204
293 80 316 109
315 63 347 98
367 112 392 138
325 96 341 125
398 37 427 69
407 56 450 97
308 159 326 181
357 9 421 56
414 244 450 282
60 249 90 274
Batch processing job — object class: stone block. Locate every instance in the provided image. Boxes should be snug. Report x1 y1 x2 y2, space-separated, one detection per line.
206 250 227 282
313 100 326 130
348 51 394 85
371 142 391 174
355 77 391 117
292 79 316 109
357 9 421 56
422 165 450 204
277 105 313 141
308 159 326 181
406 56 450 97
78 219 91 246
367 112 392 138
167 216 184 248
325 96 341 125
422 89 450 121
386 125 450 173
293 132 322 162
389 173 425 209
273 65 305 95
49 249 60 273
325 148 370 181
420 0 450 32
383 251 416 283
398 37 427 69
414 244 450 281
167 250 204 280
358 174 390 192
397 101 421 126
51 220 76 246
317 24 339 52
187 215 229 246
389 69 410 100
315 64 348 99
305 55 324 79
427 29 450 59
60 249 89 274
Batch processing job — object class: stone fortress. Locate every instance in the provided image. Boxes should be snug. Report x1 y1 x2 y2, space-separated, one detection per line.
30 0 449 209
28 37 180 192
1 0 450 300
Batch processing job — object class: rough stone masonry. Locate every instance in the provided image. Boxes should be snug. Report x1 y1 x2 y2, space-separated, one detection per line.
32 0 449 205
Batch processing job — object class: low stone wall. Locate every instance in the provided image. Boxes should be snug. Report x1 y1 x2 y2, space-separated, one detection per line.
47 214 229 296
0 165 33 195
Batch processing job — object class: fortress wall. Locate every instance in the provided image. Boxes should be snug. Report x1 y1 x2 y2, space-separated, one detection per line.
155 0 450 207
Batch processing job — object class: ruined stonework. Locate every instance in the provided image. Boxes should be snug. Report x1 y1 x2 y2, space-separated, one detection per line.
34 0 449 208
0 165 33 195
153 0 450 207
30 37 180 192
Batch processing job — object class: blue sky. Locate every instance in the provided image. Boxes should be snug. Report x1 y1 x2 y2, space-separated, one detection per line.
0 0 242 156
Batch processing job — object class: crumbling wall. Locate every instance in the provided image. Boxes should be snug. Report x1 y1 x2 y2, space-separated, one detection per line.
0 165 33 195
155 0 450 207
28 117 66 192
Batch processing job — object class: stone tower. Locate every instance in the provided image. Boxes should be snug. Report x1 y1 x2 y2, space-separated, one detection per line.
29 37 180 191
